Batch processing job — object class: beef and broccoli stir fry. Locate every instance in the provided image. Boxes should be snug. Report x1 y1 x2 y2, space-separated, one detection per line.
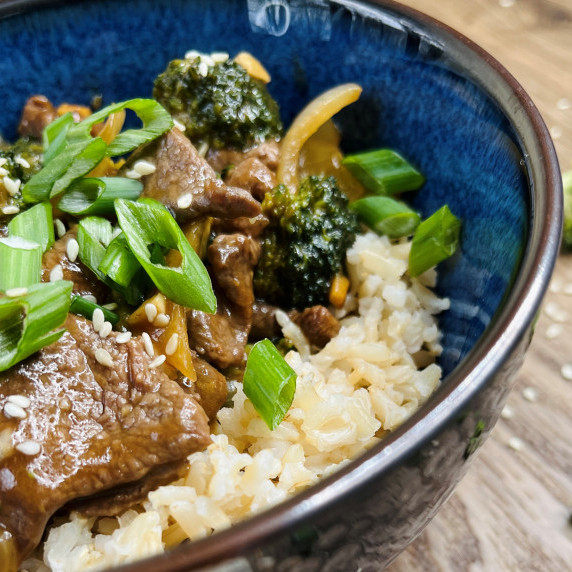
0 51 459 571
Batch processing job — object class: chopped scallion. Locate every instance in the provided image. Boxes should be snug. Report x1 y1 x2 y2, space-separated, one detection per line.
22 138 107 202
58 177 143 216
69 295 119 325
343 149 425 195
77 217 115 283
0 281 73 372
98 233 150 305
408 205 461 277
43 112 74 164
7 202 54 252
0 236 43 291
243 339 297 430
114 199 216 312
350 196 420 238
67 98 174 157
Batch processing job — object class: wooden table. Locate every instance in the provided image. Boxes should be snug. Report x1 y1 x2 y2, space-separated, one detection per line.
386 1 572 570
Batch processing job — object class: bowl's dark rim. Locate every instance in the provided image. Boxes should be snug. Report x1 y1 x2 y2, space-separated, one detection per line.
1 0 562 570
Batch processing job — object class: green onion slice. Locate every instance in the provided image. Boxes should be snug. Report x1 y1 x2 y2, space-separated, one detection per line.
67 98 174 157
408 205 461 277
98 232 150 306
343 149 425 195
243 339 297 430
7 202 54 252
0 236 43 291
43 112 74 164
351 196 421 238
69 295 119 325
22 138 107 202
115 198 216 312
0 281 73 372
58 177 143 216
77 216 115 283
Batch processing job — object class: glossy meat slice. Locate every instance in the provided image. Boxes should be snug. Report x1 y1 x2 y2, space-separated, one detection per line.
206 140 280 173
134 128 261 222
188 233 260 369
291 305 341 348
0 315 210 567
18 95 57 139
225 157 276 201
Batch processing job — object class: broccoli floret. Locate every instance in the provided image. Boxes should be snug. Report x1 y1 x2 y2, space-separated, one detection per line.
153 56 282 151
254 175 360 309
0 138 43 216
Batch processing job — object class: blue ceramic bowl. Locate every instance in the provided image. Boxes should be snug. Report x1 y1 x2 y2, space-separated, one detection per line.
0 0 562 570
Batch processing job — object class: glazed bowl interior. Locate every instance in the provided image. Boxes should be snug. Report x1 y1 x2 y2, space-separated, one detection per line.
0 0 561 569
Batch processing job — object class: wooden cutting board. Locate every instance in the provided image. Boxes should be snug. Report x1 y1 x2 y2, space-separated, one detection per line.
387 1 572 570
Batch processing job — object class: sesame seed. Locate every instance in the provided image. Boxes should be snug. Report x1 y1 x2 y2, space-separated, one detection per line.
4 402 27 419
54 219 66 238
522 387 539 402
125 169 142 179
561 363 572 381
545 323 563 339
149 355 166 368
0 167 7 176
499 0 515 6
15 155 30 169
92 308 105 332
99 321 113 338
3 176 21 196
173 118 186 132
66 238 79 262
133 160 156 176
544 301 568 323
7 394 31 409
94 348 114 367
165 333 179 355
196 142 209 158
15 441 41 456
563 283 572 296
145 303 158 323
142 332 154 357
2 205 20 215
5 287 29 298
198 61 209 77
507 436 524 451
177 193 193 209
49 264 64 282
557 97 571 110
185 49 201 60
210 52 229 63
102 302 118 310
116 331 132 344
200 54 215 68
0 158 6 167
154 313 170 327
83 294 98 304
500 405 514 420
549 126 563 139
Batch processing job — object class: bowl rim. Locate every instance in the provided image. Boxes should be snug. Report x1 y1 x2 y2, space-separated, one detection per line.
1 0 563 570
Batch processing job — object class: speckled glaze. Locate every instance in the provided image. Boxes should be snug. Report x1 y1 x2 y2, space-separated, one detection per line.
0 1 562 571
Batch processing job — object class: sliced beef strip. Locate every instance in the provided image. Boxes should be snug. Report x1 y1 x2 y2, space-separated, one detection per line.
188 234 261 369
67 461 184 518
206 140 280 174
191 352 228 420
225 157 276 201
0 315 210 565
250 300 281 340
212 213 269 238
42 226 111 303
18 95 57 140
290 305 341 348
132 128 260 222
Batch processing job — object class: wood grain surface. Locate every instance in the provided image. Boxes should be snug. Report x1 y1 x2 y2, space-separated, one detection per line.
386 1 572 570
